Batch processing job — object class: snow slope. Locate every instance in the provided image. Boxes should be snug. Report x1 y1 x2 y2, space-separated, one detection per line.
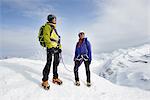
96 44 150 90
0 57 150 100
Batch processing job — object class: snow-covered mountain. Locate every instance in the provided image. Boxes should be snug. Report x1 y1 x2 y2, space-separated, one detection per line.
0 44 150 100
95 44 150 91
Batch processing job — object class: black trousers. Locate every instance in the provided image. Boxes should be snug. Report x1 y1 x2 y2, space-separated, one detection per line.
74 60 91 83
42 49 60 82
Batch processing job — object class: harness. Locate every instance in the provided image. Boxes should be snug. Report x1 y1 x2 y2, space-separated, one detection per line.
75 54 89 61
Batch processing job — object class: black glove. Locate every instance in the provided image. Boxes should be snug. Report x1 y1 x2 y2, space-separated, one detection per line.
88 60 91 64
58 49 62 53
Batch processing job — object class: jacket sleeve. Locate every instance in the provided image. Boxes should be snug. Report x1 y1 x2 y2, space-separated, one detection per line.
43 24 52 48
87 40 92 61
59 44 62 49
74 43 78 61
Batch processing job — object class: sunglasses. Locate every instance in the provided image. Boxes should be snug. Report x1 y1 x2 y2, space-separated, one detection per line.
78 32 85 36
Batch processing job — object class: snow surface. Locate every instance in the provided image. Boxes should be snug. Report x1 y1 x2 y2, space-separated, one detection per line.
0 44 150 100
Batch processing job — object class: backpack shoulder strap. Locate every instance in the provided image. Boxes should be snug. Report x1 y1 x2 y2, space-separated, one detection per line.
49 25 54 37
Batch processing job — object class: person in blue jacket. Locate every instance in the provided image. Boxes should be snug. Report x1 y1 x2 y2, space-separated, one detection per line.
74 31 92 87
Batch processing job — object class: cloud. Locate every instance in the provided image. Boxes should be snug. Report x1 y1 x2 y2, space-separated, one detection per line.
1 0 55 18
85 0 149 53
1 0 149 61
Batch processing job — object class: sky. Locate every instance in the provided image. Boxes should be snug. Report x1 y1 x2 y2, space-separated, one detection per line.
0 0 149 61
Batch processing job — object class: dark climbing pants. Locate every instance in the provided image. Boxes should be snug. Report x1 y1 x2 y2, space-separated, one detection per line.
42 48 60 82
74 60 91 83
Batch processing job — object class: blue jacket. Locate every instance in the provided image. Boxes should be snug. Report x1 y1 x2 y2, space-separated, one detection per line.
74 38 92 61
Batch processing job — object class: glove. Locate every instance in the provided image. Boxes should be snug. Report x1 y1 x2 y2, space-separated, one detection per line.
88 60 91 64
58 49 62 53
73 57 76 61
